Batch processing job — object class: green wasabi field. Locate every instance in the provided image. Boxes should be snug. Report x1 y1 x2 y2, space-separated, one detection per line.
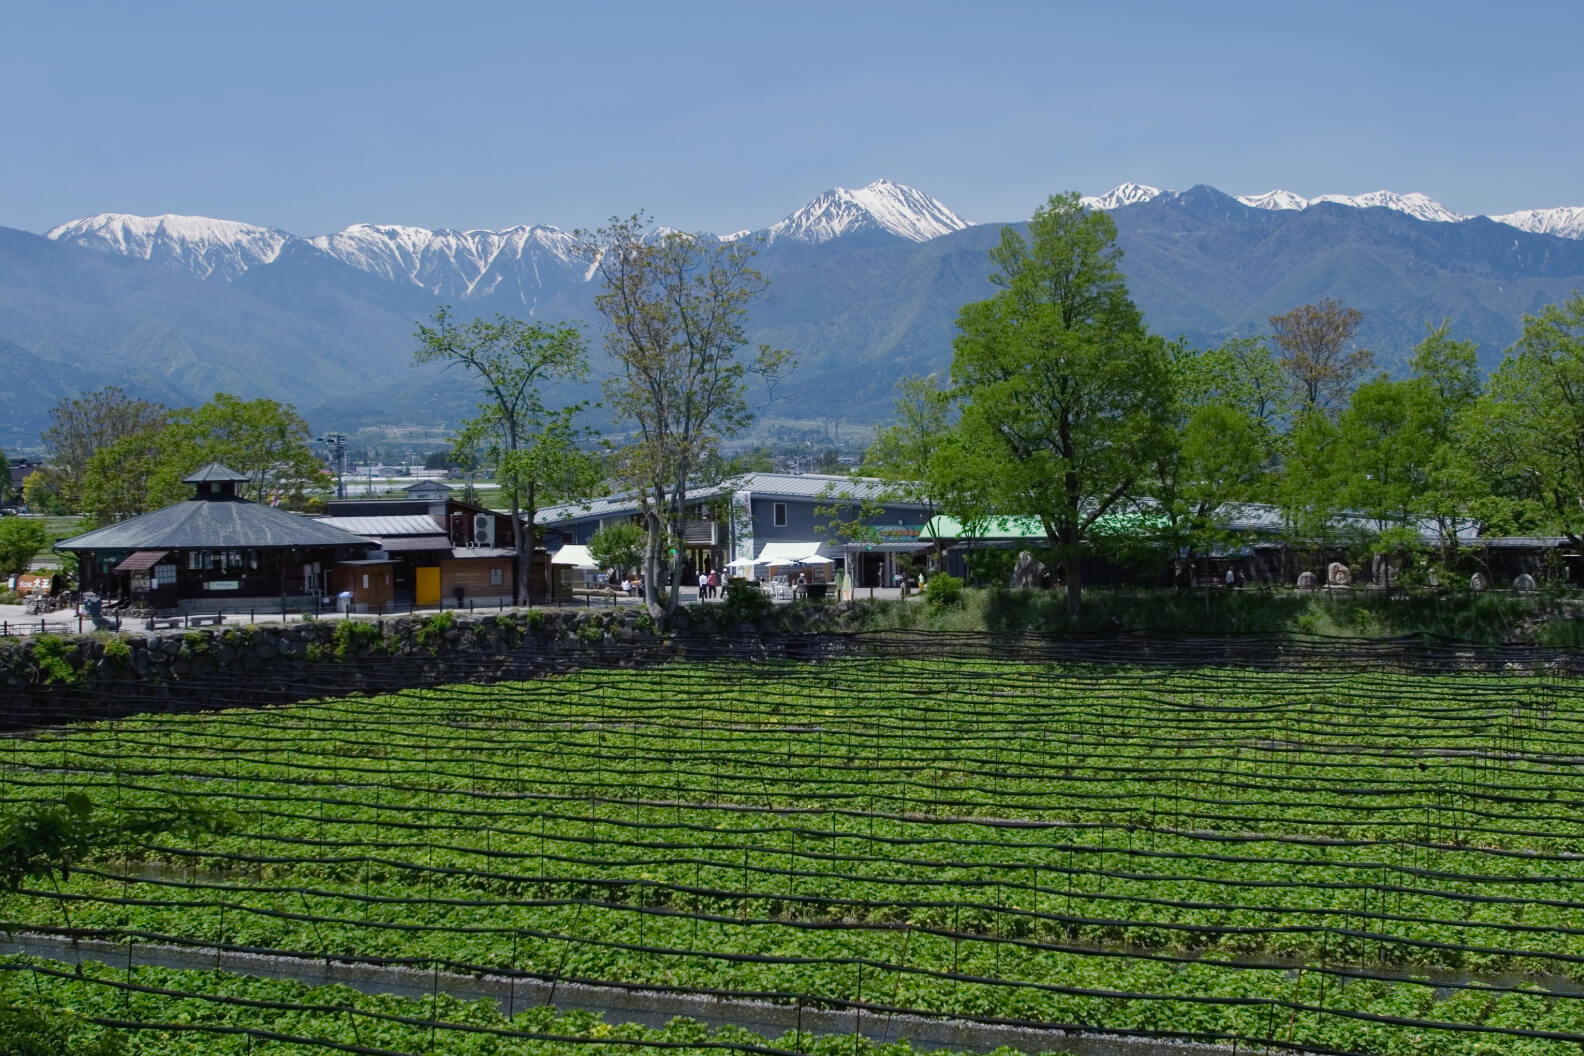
4 656 1582 1055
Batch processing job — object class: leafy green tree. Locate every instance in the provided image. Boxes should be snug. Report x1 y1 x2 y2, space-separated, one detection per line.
588 521 645 578
582 215 791 625
38 387 168 511
154 394 324 507
78 424 168 525
76 395 323 525
414 308 594 605
1464 295 1584 547
0 792 233 1055
945 191 1172 619
1146 340 1280 584
1334 376 1438 532
20 471 67 515
1405 322 1483 552
1278 407 1353 553
1269 298 1373 412
0 518 46 576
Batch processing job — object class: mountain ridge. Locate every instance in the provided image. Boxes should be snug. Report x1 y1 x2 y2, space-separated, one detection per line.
11 179 1584 448
46 179 1584 298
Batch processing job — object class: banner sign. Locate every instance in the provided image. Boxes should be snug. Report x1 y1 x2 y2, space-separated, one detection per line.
731 490 753 562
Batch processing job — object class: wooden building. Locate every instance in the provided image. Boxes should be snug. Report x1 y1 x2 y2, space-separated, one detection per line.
56 463 376 614
317 490 540 607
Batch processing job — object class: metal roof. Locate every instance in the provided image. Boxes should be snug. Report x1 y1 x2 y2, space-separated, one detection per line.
316 514 444 537
182 462 250 484
380 535 455 552
538 473 929 527
58 498 372 551
112 550 170 572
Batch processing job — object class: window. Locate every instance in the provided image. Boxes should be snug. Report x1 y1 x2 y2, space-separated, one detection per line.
773 502 787 527
153 565 175 586
490 567 503 586
361 574 370 589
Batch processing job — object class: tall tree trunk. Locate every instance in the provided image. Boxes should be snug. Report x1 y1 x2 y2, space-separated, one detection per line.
1062 521 1082 622
520 481 536 608
507 423 524 607
643 500 666 624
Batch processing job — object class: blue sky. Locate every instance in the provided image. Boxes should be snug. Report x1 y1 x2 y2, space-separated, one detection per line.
4 0 1581 235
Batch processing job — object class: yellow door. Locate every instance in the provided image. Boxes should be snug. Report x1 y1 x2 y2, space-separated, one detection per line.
415 567 440 606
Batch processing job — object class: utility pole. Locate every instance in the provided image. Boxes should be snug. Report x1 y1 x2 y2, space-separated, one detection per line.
318 432 347 499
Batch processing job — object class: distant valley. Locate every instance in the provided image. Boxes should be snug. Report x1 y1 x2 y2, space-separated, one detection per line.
5 179 1584 448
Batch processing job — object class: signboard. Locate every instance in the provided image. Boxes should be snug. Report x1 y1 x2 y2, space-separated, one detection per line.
14 573 52 595
207 580 241 591
730 490 753 562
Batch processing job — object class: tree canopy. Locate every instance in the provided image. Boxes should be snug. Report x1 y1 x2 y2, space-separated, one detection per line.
74 394 322 526
582 215 790 625
37 387 168 513
1269 298 1373 411
945 191 1172 617
414 308 597 605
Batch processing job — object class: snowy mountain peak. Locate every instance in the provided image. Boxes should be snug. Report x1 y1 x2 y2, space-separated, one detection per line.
309 222 581 295
766 179 970 244
1079 183 1163 210
1090 185 1467 225
1489 206 1584 240
46 212 292 280
1310 190 1465 223
1236 189 1310 211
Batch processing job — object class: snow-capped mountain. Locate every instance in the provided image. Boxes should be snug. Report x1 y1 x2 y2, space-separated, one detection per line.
1489 206 1584 241
1234 189 1310 212
1080 183 1163 210
45 180 970 292
46 213 293 280
764 179 969 244
44 180 1584 301
308 223 581 297
1229 189 1466 223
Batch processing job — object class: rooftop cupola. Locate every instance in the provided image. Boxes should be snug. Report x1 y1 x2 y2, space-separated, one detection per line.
182 461 250 500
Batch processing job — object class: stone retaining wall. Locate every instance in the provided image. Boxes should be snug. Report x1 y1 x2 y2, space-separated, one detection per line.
0 599 864 721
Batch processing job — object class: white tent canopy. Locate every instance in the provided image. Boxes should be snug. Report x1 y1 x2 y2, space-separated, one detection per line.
550 544 598 569
725 555 758 570
754 542 834 566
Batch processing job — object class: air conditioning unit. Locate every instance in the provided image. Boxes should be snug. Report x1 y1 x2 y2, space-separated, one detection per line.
473 512 494 548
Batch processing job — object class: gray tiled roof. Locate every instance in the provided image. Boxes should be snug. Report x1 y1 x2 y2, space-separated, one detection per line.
58 498 372 551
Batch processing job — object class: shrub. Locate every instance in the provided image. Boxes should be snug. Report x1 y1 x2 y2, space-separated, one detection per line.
924 573 964 608
30 635 77 684
720 578 772 623
415 611 453 653
335 619 385 659
100 637 132 667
